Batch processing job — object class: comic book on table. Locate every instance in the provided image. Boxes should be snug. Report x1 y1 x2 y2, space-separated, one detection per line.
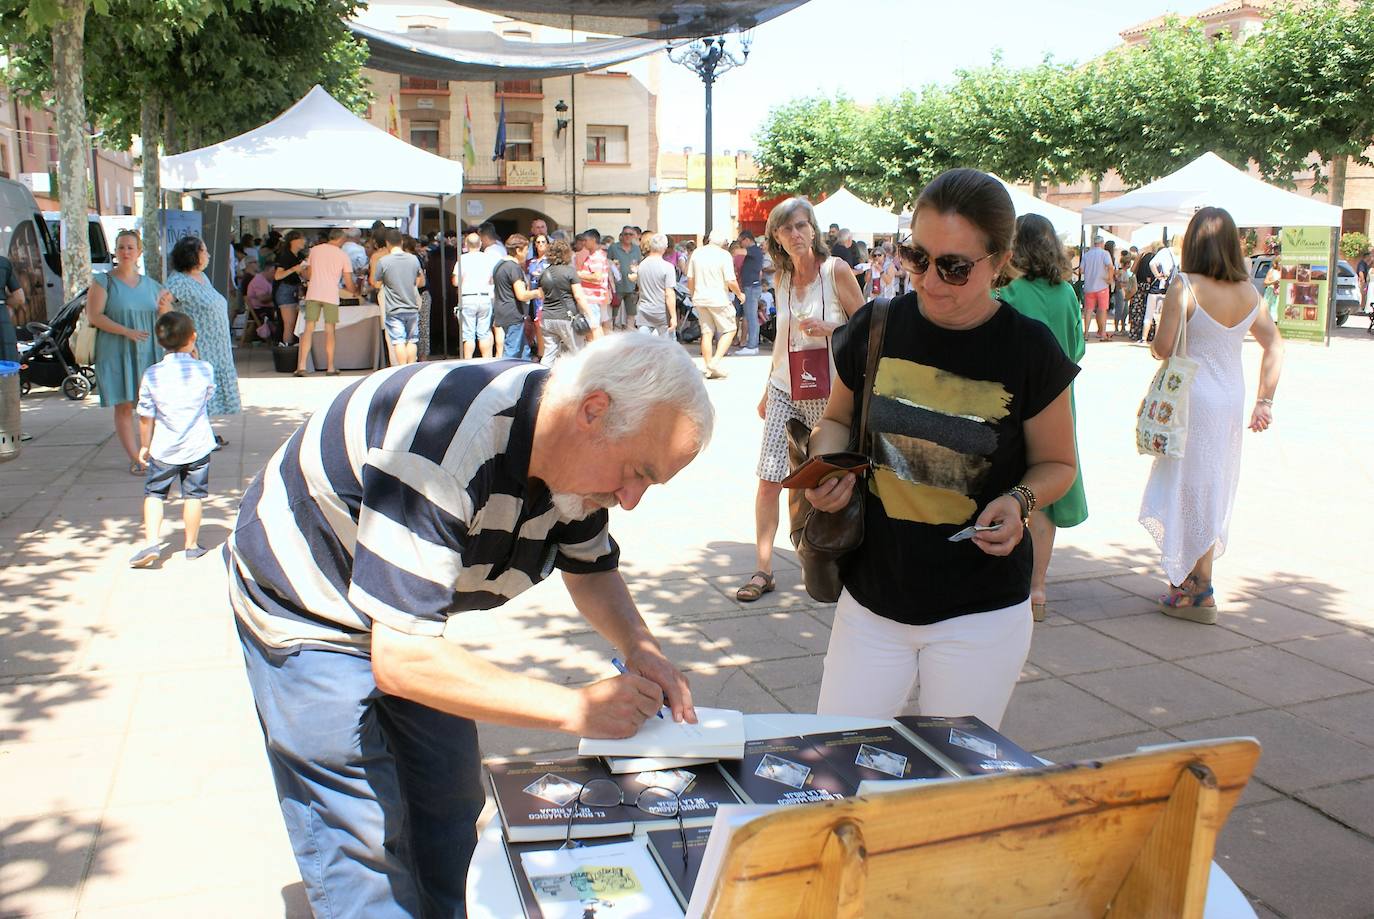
719 727 951 806
488 757 742 843
504 836 683 919
895 715 1043 775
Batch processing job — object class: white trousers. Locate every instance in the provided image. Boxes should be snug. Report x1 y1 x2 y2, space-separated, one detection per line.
1142 292 1165 339
816 590 1033 729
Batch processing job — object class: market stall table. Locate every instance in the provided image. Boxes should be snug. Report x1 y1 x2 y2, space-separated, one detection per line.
465 713 1257 918
294 301 383 371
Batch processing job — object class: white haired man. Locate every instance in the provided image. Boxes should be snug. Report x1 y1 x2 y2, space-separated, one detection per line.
227 334 714 917
687 227 743 378
635 233 677 336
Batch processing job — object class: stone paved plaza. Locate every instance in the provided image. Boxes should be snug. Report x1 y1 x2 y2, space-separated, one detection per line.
2 326 1372 917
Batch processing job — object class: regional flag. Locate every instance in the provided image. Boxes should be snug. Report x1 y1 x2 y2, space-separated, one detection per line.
462 95 477 169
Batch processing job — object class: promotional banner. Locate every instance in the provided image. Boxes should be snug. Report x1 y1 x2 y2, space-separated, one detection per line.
1274 226 1330 342
160 209 203 282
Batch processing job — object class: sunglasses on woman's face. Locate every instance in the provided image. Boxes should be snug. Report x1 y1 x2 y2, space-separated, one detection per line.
899 243 997 287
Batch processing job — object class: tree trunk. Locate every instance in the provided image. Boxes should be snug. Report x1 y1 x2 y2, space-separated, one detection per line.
1032 177 1043 199
1091 177 1102 204
140 93 163 281
1328 154 1348 208
50 0 91 300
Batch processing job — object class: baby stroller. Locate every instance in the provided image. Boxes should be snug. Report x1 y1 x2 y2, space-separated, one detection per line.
674 279 701 344
17 288 98 400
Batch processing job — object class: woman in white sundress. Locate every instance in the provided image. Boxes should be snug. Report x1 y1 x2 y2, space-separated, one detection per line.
1140 207 1285 623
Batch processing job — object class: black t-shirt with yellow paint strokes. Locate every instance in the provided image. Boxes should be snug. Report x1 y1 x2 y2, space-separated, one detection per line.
832 294 1078 626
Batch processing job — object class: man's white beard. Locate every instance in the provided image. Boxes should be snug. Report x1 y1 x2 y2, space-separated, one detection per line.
551 492 617 519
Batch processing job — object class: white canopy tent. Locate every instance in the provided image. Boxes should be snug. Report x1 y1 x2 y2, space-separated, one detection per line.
813 188 899 239
899 177 1084 240
160 85 464 220
994 175 1082 240
1082 152 1342 229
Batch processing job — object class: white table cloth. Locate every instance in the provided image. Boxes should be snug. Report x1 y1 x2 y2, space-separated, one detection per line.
293 302 382 371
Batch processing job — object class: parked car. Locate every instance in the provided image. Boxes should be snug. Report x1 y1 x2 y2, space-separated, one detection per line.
1249 255 1359 326
43 212 113 274
0 177 63 327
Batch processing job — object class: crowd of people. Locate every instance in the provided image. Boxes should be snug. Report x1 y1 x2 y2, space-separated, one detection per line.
65 165 1289 914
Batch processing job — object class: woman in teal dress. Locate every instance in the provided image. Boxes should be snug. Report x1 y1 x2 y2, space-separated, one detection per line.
87 230 172 473
998 214 1089 622
166 236 242 423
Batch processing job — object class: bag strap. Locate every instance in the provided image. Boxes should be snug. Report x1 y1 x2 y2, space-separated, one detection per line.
855 296 892 453
1174 273 1194 358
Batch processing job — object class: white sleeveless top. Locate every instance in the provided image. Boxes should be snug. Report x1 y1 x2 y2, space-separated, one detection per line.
769 256 843 394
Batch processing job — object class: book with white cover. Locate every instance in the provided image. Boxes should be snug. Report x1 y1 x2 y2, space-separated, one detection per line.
683 804 779 919
578 707 746 760
519 838 684 919
604 754 717 775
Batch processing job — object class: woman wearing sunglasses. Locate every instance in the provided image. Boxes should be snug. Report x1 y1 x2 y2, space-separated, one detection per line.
805 169 1079 728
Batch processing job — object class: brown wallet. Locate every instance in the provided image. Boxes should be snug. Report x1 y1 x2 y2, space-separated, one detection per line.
780 452 871 490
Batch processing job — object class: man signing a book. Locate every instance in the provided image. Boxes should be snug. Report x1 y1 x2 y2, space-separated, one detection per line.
224 334 710 918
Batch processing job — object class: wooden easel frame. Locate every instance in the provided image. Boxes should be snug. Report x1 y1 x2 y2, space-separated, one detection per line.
698 737 1259 918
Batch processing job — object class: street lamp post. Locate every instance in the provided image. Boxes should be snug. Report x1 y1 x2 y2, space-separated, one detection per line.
669 35 750 239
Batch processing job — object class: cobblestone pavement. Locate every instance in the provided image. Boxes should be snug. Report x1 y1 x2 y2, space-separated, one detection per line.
2 325 1371 917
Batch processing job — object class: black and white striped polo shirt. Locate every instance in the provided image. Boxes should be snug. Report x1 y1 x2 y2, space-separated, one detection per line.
226 359 618 655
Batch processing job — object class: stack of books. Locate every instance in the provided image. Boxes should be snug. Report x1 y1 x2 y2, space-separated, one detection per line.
487 714 1039 916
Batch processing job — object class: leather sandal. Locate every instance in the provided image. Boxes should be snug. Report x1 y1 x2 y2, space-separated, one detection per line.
735 571 775 603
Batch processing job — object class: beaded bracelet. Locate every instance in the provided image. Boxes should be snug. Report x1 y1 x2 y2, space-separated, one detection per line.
1257 398 1274 406
1004 484 1037 526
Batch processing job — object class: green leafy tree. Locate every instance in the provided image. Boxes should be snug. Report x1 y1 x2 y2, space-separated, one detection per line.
1339 232 1369 262
753 95 870 200
1107 18 1253 187
3 0 369 278
1244 0 1374 205
0 0 107 297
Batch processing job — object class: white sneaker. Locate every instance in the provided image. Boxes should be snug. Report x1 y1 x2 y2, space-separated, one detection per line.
736 347 759 355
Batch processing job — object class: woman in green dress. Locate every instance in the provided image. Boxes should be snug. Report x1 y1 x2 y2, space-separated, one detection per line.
87 230 172 473
998 214 1089 621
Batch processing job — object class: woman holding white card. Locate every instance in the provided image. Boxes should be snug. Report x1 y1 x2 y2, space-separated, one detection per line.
804 169 1079 728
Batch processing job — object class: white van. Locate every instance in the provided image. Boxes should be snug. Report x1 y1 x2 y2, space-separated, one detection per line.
44 211 113 274
0 177 63 326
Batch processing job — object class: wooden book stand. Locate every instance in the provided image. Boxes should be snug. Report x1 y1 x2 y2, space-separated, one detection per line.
697 738 1260 918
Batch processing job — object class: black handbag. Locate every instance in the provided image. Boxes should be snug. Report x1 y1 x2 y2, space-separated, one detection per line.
785 297 891 603
571 313 592 335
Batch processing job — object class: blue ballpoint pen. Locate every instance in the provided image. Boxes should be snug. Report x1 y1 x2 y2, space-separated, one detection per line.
610 656 665 719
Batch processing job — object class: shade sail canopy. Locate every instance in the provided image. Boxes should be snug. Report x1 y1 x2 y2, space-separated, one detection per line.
160 86 463 219
813 188 899 237
1082 152 1342 228
351 22 666 81
432 1 809 39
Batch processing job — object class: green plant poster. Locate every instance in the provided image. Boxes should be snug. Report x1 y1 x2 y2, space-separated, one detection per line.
1275 226 1331 342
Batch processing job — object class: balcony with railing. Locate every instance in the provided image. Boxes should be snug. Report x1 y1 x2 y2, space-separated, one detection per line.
456 157 545 190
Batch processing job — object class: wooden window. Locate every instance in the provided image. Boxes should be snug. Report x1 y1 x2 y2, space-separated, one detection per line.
401 75 446 92
504 122 534 161
409 121 440 153
586 125 627 164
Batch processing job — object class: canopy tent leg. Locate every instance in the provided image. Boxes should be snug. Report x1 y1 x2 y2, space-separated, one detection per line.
439 194 449 359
